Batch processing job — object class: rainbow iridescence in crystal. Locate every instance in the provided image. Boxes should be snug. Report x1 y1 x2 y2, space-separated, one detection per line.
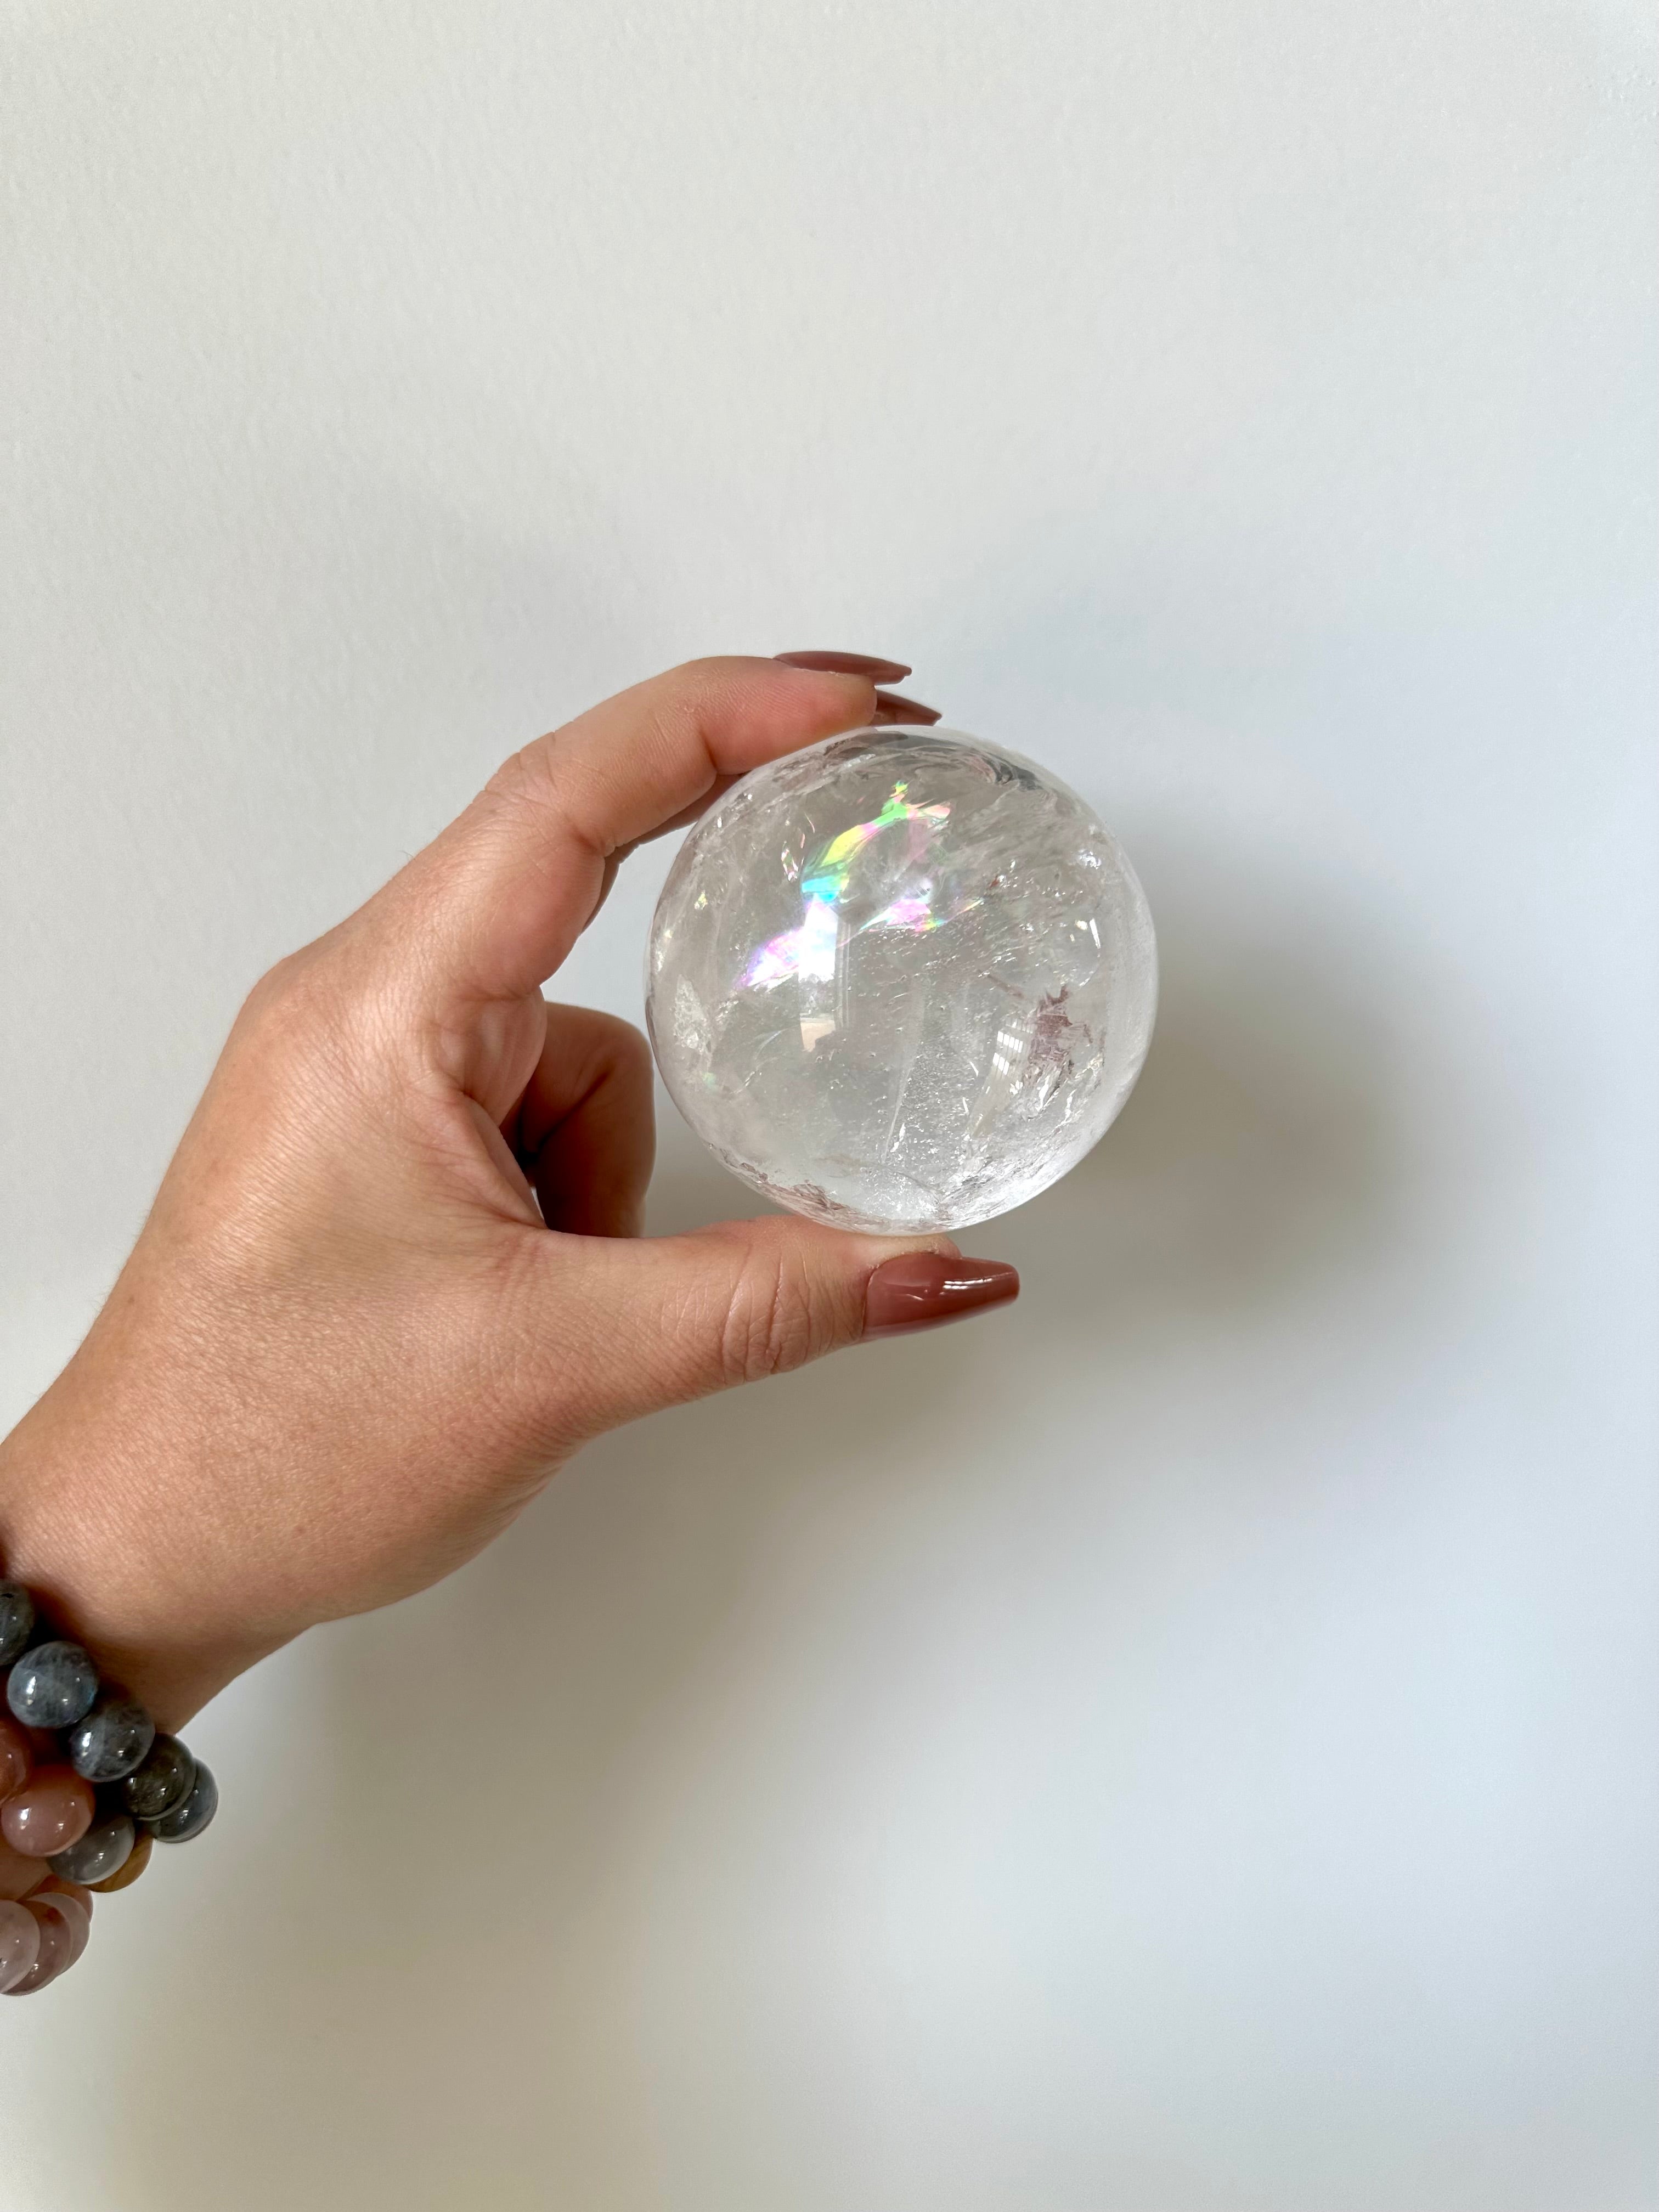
737 782 963 993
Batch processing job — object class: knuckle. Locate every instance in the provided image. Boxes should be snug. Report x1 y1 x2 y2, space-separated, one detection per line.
544 1002 653 1088
718 1246 821 1385
235 936 388 1081
482 735 608 866
483 741 547 807
596 1011 653 1076
239 946 331 1039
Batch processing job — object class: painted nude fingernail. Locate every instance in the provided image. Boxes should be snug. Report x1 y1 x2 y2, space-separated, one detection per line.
863 1254 1020 1339
775 650 913 681
871 689 943 725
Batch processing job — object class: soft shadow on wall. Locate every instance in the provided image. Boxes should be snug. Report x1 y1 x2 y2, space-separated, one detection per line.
104 834 1407 2211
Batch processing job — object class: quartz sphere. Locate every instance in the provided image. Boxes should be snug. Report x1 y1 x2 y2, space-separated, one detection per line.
645 726 1156 1234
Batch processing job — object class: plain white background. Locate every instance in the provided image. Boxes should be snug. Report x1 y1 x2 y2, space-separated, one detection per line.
2 4 1655 2207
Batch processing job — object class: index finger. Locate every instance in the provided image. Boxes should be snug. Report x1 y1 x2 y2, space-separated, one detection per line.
369 656 879 1007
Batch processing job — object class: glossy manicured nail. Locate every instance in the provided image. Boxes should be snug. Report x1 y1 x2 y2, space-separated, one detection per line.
775 649 913 681
863 1254 1019 1339
871 689 942 725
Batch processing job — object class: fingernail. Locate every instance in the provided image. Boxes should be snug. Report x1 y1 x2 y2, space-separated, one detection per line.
863 1253 1019 1339
775 649 913 682
872 689 943 725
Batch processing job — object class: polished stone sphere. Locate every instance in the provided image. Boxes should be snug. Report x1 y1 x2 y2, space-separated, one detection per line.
646 726 1156 1234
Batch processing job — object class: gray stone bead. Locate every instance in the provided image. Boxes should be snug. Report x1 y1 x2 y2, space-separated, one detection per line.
0 1583 35 1668
146 1760 217 1844
48 1812 136 1887
66 1695 156 1784
5 1640 99 1729
120 1734 195 1821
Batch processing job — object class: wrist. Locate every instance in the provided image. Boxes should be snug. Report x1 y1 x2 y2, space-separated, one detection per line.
0 1359 272 1731
2 1407 228 1992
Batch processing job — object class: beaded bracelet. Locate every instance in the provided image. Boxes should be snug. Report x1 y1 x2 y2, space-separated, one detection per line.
0 1568 217 1997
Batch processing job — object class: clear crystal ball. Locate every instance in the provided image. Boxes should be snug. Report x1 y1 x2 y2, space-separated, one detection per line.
645 726 1157 1233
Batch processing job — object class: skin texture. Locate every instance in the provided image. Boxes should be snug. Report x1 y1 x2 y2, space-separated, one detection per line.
0 656 1015 1729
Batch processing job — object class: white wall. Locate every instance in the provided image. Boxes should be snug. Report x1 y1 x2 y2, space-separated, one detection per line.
2 4 1655 2206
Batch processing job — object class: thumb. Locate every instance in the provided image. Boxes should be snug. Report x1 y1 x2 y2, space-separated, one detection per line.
538 1215 1020 1432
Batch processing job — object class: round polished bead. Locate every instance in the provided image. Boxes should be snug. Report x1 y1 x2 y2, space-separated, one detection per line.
89 1825 152 1893
0 1767 96 1857
36 1875 93 1916
5 1641 99 1730
0 1717 31 1803
38 1887 91 1963
3 1897 72 1994
121 1734 195 1822
48 1812 134 1887
146 1760 217 1843
0 1583 36 1667
0 1836 48 1900
20 1886 91 1976
66 1695 155 1784
0 1898 41 1993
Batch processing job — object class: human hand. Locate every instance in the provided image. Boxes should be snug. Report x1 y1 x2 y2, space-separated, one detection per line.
0 654 1018 1727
